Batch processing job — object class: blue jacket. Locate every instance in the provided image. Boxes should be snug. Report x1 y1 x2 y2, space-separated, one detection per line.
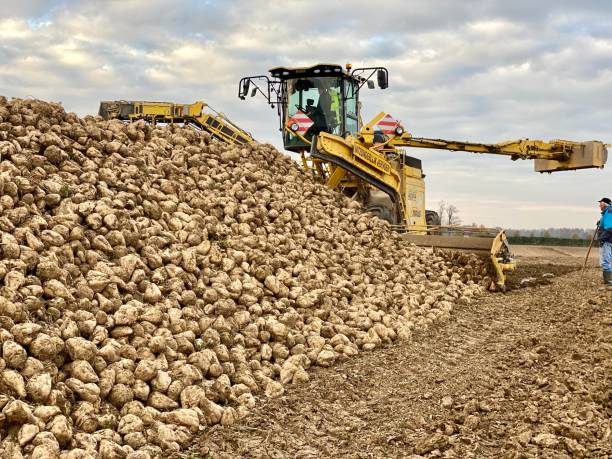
598 206 612 243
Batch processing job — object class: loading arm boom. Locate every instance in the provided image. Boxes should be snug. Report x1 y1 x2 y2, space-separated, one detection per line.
363 113 608 172
98 100 255 145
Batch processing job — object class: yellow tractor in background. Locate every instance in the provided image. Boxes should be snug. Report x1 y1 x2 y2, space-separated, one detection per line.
98 100 254 145
238 63 608 289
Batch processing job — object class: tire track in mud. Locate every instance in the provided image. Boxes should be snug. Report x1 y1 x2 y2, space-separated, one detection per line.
183 268 612 459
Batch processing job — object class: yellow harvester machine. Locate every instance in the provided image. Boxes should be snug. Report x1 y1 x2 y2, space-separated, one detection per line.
237 63 607 289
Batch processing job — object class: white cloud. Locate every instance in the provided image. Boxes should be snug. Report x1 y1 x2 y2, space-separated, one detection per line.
0 18 33 39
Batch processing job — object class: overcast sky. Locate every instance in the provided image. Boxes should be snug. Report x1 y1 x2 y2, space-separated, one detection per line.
1 0 611 228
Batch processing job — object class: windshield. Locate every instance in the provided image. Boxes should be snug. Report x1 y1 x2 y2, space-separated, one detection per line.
286 76 342 139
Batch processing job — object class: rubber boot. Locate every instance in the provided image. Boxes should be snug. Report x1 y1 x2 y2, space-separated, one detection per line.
605 271 612 285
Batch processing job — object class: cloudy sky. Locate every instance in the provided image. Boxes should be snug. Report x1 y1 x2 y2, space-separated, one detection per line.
1 0 611 229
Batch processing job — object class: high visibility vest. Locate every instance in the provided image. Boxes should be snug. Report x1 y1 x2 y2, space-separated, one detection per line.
329 89 341 127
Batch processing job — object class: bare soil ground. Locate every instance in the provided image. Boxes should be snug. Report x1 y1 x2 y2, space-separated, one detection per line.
181 247 611 459
504 245 592 290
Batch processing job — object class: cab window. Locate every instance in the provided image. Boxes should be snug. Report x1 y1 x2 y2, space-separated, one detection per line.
286 77 342 139
344 81 359 135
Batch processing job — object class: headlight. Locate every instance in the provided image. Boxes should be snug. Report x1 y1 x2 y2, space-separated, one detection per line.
395 126 404 136
290 122 299 132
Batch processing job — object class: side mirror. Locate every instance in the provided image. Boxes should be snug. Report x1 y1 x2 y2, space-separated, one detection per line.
251 88 257 97
367 80 375 89
240 79 251 99
377 69 388 89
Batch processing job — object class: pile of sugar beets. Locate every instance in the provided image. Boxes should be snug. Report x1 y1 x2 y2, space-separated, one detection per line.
0 97 491 458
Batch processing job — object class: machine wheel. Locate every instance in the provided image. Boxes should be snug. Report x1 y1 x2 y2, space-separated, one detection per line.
366 204 398 224
425 210 441 226
365 190 400 225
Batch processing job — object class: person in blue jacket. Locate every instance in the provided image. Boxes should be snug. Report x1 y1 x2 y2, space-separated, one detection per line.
597 197 612 285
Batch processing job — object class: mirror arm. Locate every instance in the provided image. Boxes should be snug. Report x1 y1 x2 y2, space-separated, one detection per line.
237 76 280 106
350 67 390 93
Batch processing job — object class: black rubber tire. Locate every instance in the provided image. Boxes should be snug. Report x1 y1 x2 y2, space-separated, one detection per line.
425 210 441 226
365 190 400 225
366 204 398 224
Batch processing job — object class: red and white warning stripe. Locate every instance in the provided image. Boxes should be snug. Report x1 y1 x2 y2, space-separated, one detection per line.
375 113 400 135
287 111 314 133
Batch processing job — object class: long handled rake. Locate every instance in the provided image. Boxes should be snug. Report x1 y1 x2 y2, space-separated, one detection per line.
582 225 599 272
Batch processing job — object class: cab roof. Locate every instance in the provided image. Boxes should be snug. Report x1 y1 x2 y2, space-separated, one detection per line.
269 63 350 80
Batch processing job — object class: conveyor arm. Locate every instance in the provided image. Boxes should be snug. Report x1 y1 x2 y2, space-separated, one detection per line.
360 112 608 172
98 100 255 145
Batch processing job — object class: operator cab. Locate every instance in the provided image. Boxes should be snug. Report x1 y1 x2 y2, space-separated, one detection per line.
239 63 388 153
270 64 360 151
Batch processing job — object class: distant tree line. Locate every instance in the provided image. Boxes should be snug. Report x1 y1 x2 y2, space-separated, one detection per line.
506 228 595 240
435 202 595 241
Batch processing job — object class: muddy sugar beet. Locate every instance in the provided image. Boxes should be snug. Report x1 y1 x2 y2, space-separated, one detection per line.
0 97 489 458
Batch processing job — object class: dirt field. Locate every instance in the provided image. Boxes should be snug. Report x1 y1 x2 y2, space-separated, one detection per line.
181 247 611 459
512 245 598 266
504 245 594 290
